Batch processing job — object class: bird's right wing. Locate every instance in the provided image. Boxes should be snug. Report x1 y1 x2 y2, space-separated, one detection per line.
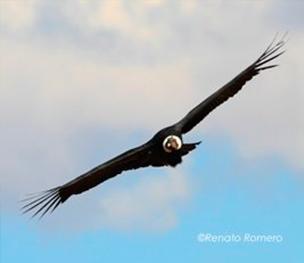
21 142 154 218
176 35 286 134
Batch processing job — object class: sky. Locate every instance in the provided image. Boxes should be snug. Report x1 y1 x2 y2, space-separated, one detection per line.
0 0 304 262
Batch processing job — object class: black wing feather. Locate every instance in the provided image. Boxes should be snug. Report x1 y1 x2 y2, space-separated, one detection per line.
21 142 153 218
176 36 286 134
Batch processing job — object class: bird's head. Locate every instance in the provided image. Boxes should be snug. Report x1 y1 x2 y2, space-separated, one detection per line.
163 135 182 153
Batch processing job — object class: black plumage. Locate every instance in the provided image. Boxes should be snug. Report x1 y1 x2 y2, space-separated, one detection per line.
22 36 286 218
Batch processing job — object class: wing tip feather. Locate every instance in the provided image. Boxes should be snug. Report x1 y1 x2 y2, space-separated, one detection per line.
20 187 63 219
256 33 287 69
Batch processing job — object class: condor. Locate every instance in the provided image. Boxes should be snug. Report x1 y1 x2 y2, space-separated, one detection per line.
22 36 286 218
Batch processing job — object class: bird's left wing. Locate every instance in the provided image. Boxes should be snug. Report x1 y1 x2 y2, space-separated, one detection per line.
176 36 286 134
22 142 154 218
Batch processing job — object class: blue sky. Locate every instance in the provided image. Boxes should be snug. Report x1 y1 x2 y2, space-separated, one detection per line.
2 142 303 262
1 1 303 262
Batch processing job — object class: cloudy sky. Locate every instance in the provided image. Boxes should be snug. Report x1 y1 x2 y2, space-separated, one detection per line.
1 0 303 262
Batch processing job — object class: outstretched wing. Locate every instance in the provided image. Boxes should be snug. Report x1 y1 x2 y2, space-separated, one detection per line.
176 36 286 134
21 142 154 218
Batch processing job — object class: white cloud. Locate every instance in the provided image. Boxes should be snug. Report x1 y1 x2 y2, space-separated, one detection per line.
98 170 189 231
0 0 39 31
180 0 198 14
61 0 164 41
0 37 195 134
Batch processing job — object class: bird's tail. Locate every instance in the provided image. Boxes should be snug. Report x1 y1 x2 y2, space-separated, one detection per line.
180 141 201 156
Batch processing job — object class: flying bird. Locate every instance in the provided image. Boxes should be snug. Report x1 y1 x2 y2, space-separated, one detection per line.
22 36 286 218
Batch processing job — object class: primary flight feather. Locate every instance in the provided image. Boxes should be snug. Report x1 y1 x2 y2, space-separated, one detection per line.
22 36 286 218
